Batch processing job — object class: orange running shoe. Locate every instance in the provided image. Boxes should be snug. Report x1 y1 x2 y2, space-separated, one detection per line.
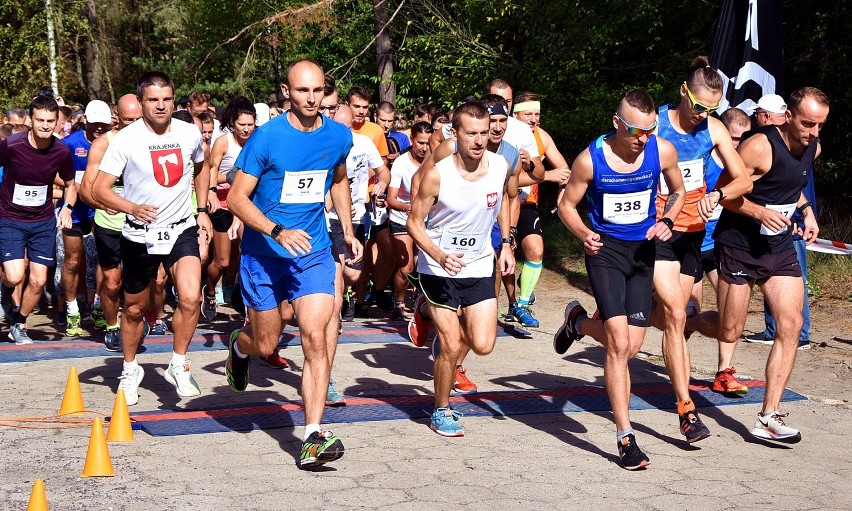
260 349 289 369
712 367 749 395
453 365 477 394
407 295 432 347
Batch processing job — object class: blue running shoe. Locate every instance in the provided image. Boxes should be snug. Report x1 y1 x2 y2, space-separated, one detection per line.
512 305 540 328
326 378 346 407
430 407 464 437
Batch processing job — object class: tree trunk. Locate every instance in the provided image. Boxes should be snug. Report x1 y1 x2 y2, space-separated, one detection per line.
373 0 396 105
85 0 104 99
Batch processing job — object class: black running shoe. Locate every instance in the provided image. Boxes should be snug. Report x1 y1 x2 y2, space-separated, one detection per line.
618 433 650 470
553 300 586 355
680 409 711 443
341 299 355 322
226 329 250 392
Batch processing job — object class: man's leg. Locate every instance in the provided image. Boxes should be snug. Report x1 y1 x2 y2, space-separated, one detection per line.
169 255 202 357
795 239 811 343
20 262 48 318
429 304 463 410
293 292 337 424
652 261 691 401
760 276 804 413
61 232 85 335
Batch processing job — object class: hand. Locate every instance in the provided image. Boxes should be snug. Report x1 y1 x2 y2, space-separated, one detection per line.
207 191 220 214
440 252 466 276
758 207 792 234
646 221 673 242
698 191 720 222
546 167 571 185
274 228 313 257
57 208 72 230
583 231 603 256
801 212 819 244
498 247 515 276
196 212 213 245
227 217 242 240
130 204 159 224
344 235 363 265
518 149 531 170
372 180 388 198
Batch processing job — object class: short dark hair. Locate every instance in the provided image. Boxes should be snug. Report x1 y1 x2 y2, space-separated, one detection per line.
6 106 26 119
0 123 13 140
412 103 436 121
719 107 750 129
171 110 194 124
29 94 59 115
196 111 214 125
323 75 337 96
622 88 656 115
377 101 395 114
346 85 371 103
189 91 211 105
411 121 434 137
788 87 830 114
514 91 540 105
137 71 175 99
686 55 723 93
452 102 489 131
222 96 256 132
485 78 511 95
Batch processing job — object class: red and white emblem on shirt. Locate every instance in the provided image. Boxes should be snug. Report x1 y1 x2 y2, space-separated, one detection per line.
150 148 184 188
486 192 498 209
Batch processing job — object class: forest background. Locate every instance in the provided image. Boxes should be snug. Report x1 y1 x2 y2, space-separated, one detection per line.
1 0 849 297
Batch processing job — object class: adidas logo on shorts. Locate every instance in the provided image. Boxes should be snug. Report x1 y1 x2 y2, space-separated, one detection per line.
629 312 646 321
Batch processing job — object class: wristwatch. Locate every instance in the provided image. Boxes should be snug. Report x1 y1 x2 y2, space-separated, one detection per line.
270 224 285 238
659 217 674 230
710 188 726 202
501 237 514 245
196 207 209 213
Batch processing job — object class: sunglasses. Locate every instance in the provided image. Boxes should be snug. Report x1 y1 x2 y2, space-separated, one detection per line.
318 104 339 112
615 113 657 137
683 83 720 113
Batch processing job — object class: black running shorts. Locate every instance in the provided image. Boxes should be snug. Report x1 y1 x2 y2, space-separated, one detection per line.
586 233 655 326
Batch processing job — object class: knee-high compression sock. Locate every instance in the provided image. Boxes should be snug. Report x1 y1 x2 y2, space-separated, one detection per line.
517 260 542 306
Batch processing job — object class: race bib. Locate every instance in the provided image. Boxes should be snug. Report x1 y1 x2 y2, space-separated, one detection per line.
660 158 704 194
602 189 652 225
439 230 488 260
280 170 326 204
760 203 797 236
12 184 48 207
709 203 723 221
144 225 180 255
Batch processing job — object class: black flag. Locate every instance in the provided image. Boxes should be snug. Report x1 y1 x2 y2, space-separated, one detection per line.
710 0 785 113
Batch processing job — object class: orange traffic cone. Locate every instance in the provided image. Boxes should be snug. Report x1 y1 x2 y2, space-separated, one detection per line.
106 390 134 442
81 418 114 477
26 479 48 511
58 367 84 415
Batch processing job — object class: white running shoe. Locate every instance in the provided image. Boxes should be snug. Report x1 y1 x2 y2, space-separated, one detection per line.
751 411 802 443
164 361 201 397
118 365 145 406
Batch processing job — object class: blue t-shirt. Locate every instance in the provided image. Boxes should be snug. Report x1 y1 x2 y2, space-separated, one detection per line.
62 130 95 222
587 133 660 242
701 155 724 252
490 140 521 246
389 130 411 153
236 114 353 258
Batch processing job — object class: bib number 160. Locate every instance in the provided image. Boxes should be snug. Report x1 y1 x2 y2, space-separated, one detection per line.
450 237 476 247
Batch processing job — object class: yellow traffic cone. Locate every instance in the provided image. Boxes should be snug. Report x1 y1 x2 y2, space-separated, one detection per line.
26 479 48 511
58 367 84 415
106 389 134 442
81 418 114 477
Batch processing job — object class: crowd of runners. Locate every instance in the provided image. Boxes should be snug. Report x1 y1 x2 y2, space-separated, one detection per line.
0 56 828 470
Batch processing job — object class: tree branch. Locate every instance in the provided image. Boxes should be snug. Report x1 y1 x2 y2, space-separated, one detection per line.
327 0 407 80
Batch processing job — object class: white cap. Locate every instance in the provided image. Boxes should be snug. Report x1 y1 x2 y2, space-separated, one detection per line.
756 94 787 115
84 100 112 124
254 103 270 126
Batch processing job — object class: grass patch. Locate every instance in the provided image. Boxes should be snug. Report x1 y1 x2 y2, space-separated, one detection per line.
541 213 588 280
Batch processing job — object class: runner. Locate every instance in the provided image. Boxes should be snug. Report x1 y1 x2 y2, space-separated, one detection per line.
0 92 76 344
226 59 359 468
713 87 828 443
79 94 144 351
406 102 515 436
555 89 684 469
92 71 213 405
648 56 751 442
60 100 113 336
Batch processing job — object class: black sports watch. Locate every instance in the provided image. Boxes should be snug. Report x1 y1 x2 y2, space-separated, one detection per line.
270 224 285 239
659 217 674 230
501 237 514 245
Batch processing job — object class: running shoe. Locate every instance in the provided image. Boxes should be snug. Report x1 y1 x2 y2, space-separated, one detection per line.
8 323 32 345
354 302 370 318
553 300 586 355
617 433 650 470
712 367 749 395
751 411 802 443
118 364 145 406
743 333 774 345
226 329 250 392
390 302 406 321
66 312 83 337
104 327 122 353
90 304 107 330
430 407 464 437
300 430 344 468
453 365 477 394
326 378 347 407
512 305 540 328
341 298 355 322
798 341 811 351
164 360 201 397
150 318 168 336
200 286 217 321
260 350 288 369
679 409 711 443
407 295 432 347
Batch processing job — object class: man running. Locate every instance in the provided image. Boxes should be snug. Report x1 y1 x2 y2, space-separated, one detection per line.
0 92 76 344
407 102 515 437
226 59 359 469
713 87 828 443
93 71 213 405
555 89 684 469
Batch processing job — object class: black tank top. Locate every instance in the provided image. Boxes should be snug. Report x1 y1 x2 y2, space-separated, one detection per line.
713 125 817 254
